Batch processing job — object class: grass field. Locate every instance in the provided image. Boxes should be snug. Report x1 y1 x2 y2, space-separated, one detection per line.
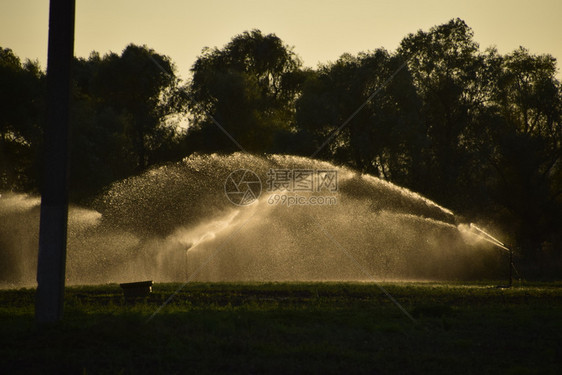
1 281 561 374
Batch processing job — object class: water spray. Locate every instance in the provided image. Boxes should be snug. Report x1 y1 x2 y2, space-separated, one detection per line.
469 224 510 251
468 223 516 288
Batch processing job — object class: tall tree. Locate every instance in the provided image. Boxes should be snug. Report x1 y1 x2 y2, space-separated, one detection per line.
296 49 423 182
66 45 185 199
487 47 562 261
0 48 44 190
91 44 183 171
398 18 490 206
187 30 304 153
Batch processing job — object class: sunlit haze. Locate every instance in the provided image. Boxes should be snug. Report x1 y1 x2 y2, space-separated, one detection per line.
1 0 561 79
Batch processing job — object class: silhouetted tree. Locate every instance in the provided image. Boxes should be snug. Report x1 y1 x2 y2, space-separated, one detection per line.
0 48 44 191
68 46 186 198
398 18 490 206
296 50 423 183
187 30 304 152
91 44 183 170
486 47 562 265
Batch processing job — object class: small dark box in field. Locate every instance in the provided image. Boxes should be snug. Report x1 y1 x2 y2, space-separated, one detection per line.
119 281 153 300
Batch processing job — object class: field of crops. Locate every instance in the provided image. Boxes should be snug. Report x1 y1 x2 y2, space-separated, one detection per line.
1 281 561 374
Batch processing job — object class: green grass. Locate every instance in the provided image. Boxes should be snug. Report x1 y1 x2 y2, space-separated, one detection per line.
1 281 562 374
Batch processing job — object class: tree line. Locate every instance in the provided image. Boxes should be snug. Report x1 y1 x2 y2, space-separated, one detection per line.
1 19 561 276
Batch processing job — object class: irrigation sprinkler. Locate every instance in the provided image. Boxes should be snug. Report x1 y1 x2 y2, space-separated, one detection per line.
468 224 515 288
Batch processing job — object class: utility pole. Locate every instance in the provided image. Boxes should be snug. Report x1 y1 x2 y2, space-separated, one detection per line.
35 0 75 324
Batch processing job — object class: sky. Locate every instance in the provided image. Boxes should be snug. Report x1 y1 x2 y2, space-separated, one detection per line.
1 0 561 80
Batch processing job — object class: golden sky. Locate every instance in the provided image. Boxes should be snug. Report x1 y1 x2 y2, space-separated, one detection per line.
1 0 561 79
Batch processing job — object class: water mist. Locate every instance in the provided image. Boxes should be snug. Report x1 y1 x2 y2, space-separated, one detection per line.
0 153 504 287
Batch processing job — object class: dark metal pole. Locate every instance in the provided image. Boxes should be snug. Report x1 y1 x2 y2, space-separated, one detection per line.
35 0 75 324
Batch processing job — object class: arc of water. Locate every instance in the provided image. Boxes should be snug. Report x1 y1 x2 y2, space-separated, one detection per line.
469 223 510 251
